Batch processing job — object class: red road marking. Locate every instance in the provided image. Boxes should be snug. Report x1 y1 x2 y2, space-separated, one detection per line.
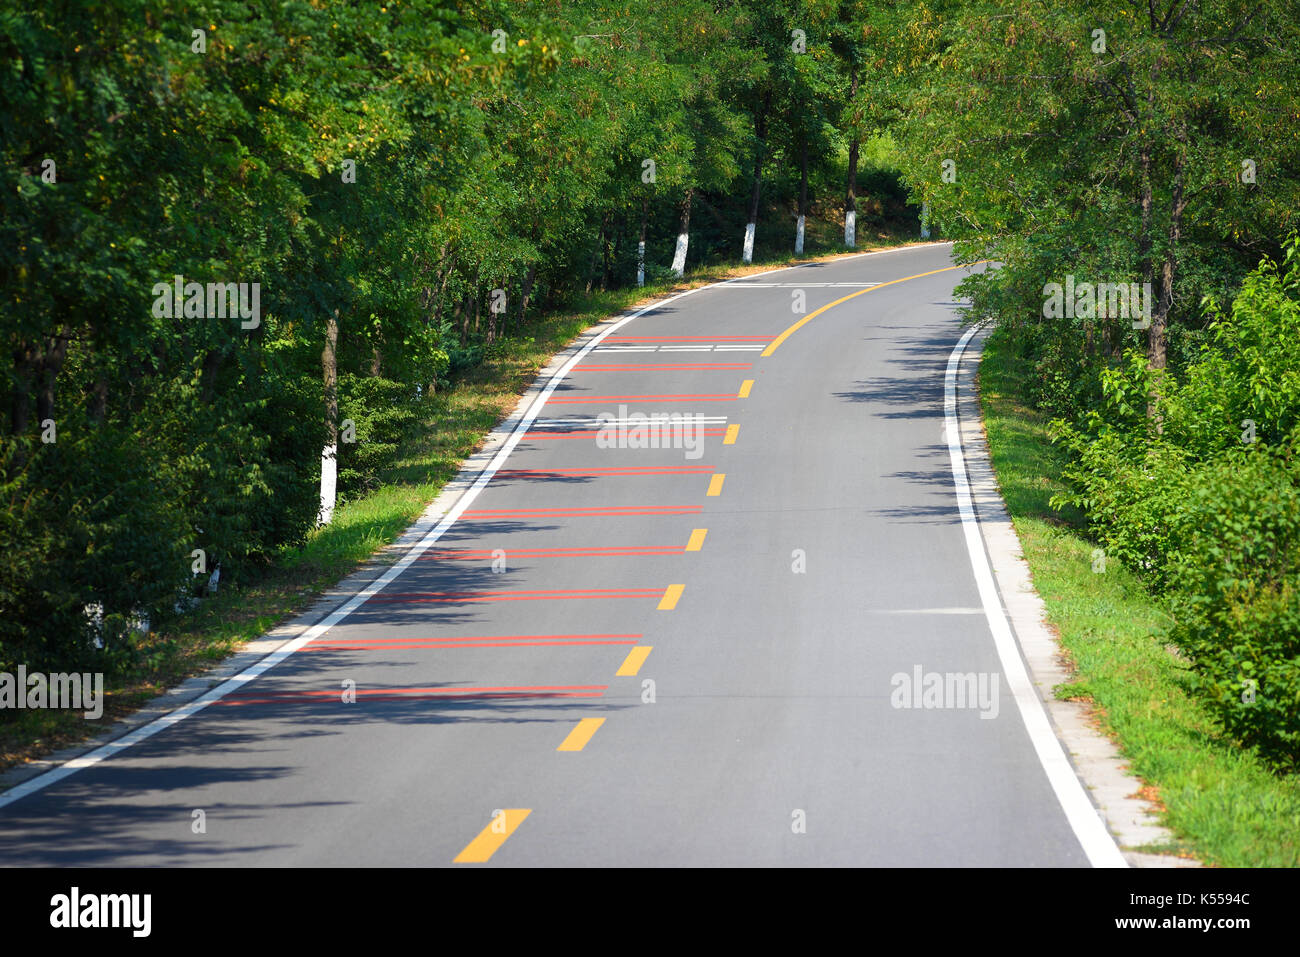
416 546 682 560
306 632 640 650
461 505 702 519
495 465 713 477
306 637 642 650
369 588 664 604
216 685 608 706
311 632 640 644
521 428 729 441
545 393 738 405
603 335 771 342
578 363 753 371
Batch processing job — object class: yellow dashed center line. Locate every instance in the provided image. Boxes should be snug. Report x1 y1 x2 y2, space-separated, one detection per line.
737 379 754 398
557 717 606 751
723 424 740 445
658 584 685 610
707 473 726 496
761 263 990 357
685 528 708 551
453 809 531 863
616 646 653 676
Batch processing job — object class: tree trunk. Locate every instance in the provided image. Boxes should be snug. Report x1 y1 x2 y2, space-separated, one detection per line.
35 335 68 427
671 188 694 277
743 93 771 264
796 137 809 255
198 348 223 405
520 263 537 321
10 344 35 436
638 198 649 286
603 217 617 290
604 236 615 291
432 252 457 324
90 377 107 423
319 309 340 525
1135 92 1155 363
845 60 860 248
1147 143 1188 426
587 213 609 293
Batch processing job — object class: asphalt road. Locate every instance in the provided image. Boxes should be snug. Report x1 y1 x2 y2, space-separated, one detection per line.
0 242 1103 866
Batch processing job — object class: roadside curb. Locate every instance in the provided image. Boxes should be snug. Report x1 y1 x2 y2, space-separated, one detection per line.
957 323 1200 868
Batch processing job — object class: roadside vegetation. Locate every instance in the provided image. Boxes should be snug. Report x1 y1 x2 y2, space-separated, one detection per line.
980 328 1300 866
933 1 1300 858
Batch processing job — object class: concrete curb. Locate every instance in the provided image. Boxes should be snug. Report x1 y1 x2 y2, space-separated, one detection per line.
958 323 1200 868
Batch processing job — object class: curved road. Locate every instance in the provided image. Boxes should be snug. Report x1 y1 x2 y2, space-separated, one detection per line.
0 242 1117 866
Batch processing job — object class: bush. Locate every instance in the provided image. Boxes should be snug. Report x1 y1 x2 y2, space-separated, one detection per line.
1050 240 1300 767
336 375 418 500
1164 446 1300 770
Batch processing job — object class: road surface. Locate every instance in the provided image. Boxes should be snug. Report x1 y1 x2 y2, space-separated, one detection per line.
0 242 1111 866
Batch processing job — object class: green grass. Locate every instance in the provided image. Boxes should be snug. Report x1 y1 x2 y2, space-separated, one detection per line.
0 231 920 775
978 326 1300 867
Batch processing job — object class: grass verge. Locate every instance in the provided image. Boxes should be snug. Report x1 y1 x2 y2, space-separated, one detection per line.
978 325 1300 867
0 230 920 776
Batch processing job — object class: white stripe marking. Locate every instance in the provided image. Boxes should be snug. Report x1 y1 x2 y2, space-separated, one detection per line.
945 324 1127 868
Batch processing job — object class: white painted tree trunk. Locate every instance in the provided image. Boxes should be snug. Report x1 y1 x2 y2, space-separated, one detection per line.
637 240 645 287
844 210 856 248
742 222 756 263
671 232 689 276
920 201 931 239
794 215 805 255
318 443 338 525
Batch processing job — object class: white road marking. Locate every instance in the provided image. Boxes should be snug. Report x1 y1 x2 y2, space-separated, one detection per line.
944 324 1128 868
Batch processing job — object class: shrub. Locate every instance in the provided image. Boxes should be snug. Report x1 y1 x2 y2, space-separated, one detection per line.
1050 240 1300 767
336 375 418 499
1164 446 1300 770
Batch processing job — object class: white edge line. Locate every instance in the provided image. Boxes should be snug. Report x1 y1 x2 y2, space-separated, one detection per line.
945 323 1128 868
0 241 952 811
